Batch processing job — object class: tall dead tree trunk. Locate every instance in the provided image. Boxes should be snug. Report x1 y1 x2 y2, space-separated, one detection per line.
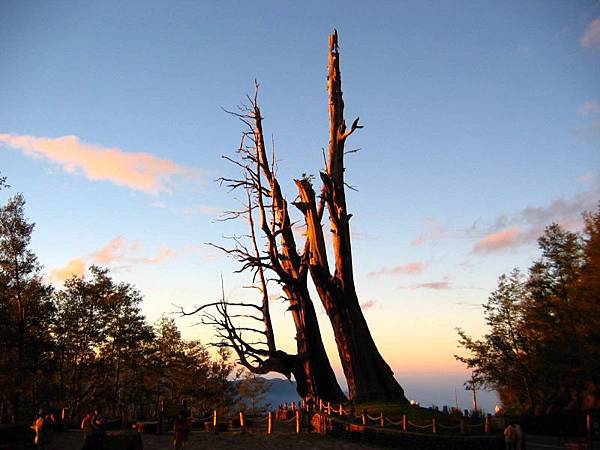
251 96 346 402
295 31 407 402
189 90 345 402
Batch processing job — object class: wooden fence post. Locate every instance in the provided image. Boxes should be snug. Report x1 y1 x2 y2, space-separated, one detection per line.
432 418 437 434
361 409 367 425
239 411 246 434
267 411 273 434
319 399 323 412
338 404 343 416
380 412 385 428
327 401 331 415
213 410 218 434
484 415 490 434
295 410 301 433
587 414 592 442
402 414 407 432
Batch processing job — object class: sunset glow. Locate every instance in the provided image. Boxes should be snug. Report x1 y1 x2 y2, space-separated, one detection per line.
1 1 598 414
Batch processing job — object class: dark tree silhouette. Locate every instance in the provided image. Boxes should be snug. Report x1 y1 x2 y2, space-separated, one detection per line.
457 207 600 414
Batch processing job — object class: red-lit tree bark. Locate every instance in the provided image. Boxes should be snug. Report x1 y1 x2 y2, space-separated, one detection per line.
192 31 407 403
295 31 407 402
186 89 345 402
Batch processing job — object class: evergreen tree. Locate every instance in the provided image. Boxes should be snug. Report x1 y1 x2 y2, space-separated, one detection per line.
457 207 600 414
0 193 54 422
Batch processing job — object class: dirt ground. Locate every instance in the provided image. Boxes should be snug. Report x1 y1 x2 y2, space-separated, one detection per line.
49 429 383 450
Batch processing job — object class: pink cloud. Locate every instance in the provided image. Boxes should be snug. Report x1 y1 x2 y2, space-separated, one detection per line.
418 182 599 255
92 236 129 264
144 248 177 264
577 172 594 183
50 238 194 285
581 19 600 49
76 236 183 268
398 280 480 290
368 261 427 278
577 100 600 116
473 227 522 254
414 281 451 290
360 299 378 310
411 217 474 246
49 258 86 283
0 133 198 194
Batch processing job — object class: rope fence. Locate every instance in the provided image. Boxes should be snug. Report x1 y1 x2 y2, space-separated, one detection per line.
225 409 480 435
312 405 494 436
147 404 595 446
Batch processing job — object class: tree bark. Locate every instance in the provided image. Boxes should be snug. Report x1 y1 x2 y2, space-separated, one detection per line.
295 31 408 402
251 101 346 402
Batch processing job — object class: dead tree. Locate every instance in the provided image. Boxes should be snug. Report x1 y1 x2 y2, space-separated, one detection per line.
185 90 345 402
189 30 407 403
294 30 408 402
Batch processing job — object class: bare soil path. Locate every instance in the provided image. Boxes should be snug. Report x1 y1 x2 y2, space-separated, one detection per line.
50 430 382 450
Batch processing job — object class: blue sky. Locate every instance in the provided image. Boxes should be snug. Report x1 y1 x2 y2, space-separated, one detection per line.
1 1 599 411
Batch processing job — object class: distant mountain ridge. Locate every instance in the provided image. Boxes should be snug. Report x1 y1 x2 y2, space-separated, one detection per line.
263 377 301 407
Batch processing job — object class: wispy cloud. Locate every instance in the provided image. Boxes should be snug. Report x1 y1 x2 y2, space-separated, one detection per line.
398 280 481 291
145 248 177 264
411 218 449 245
473 227 522 254
453 301 482 310
577 100 600 116
0 133 199 194
368 261 428 278
93 236 132 264
471 182 599 254
411 281 451 290
581 18 600 49
49 258 86 283
361 299 378 310
411 217 473 246
578 172 594 183
92 236 182 266
414 180 599 255
50 236 189 284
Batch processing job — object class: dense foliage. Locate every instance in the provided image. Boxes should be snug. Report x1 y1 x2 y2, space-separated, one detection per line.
457 207 600 415
0 182 235 424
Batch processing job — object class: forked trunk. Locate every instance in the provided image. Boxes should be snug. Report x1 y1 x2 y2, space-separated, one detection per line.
295 31 408 402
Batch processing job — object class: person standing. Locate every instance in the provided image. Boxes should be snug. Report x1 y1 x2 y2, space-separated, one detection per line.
93 408 106 450
504 422 516 450
513 422 523 450
81 410 97 450
173 410 191 450
31 409 48 450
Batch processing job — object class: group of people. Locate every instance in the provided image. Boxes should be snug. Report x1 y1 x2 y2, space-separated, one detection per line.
80 408 106 450
503 422 524 450
275 402 299 420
